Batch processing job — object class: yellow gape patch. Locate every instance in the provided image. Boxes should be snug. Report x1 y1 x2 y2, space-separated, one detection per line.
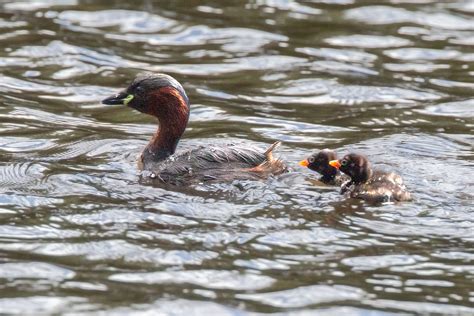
123 94 134 105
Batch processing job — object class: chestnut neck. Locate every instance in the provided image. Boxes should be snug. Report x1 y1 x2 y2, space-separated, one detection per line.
142 87 190 162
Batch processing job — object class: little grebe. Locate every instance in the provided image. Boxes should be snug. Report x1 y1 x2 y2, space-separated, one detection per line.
102 73 287 184
299 149 348 185
329 153 411 202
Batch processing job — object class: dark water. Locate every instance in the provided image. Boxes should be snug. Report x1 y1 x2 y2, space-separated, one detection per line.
0 0 473 314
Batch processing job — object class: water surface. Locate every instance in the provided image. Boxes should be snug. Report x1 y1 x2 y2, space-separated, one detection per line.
0 0 473 314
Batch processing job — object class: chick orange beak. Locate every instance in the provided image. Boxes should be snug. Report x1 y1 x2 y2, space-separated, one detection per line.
329 160 341 169
298 159 309 167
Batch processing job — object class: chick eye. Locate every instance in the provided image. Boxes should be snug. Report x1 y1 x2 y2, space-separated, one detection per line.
341 160 348 166
308 157 315 163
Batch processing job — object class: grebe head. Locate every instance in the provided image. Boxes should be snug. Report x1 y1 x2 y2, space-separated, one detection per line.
299 149 339 179
102 73 189 117
329 153 371 183
102 73 190 160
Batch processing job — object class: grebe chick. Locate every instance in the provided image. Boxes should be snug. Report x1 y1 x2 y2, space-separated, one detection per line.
299 149 348 185
329 153 411 202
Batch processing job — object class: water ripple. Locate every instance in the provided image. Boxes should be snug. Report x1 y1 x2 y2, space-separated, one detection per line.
325 35 413 48
384 48 461 61
237 285 367 308
0 296 87 315
261 78 441 105
110 270 275 290
0 261 75 280
107 25 288 52
4 0 77 11
56 10 176 33
346 5 474 30
417 99 474 118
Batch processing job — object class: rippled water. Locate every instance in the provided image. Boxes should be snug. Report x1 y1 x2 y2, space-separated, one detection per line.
0 0 473 314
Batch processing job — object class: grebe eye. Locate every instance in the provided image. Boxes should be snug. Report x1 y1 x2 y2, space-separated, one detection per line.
308 157 315 163
341 160 348 166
